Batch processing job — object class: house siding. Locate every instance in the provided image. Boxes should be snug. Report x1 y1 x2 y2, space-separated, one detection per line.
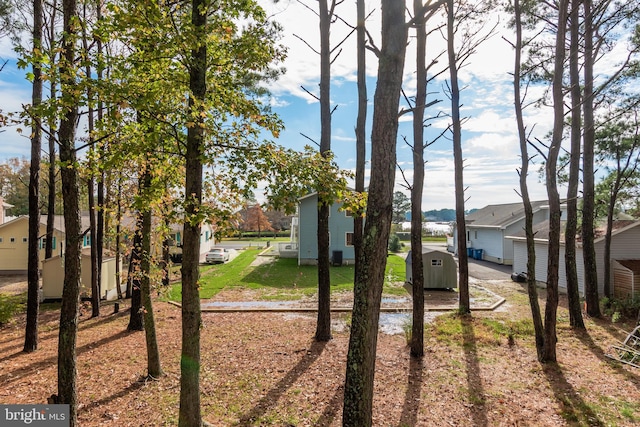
512 223 640 297
0 217 65 273
297 194 355 265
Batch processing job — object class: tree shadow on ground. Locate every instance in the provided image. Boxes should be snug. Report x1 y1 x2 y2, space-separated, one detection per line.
542 362 605 426
236 340 327 425
461 315 488 427
398 356 423 427
573 327 640 389
78 378 145 414
315 385 343 426
0 329 134 386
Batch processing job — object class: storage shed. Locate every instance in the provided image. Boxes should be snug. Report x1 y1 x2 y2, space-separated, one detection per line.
406 249 457 289
612 259 640 299
41 253 123 301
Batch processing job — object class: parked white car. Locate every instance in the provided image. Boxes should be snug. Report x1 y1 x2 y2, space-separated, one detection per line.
205 247 230 264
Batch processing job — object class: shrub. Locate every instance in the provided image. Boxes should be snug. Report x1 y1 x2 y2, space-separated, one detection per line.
0 293 26 325
388 234 402 253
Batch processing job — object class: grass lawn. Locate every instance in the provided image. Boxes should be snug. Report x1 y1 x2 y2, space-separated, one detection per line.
167 248 407 301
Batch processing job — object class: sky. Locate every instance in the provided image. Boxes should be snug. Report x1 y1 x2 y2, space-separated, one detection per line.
0 0 606 211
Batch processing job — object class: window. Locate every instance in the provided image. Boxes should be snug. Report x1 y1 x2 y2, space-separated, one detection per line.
466 231 470 241
344 209 352 217
431 259 443 267
474 231 478 239
0 237 3 243
346 232 354 246
10 237 15 243
22 237 28 243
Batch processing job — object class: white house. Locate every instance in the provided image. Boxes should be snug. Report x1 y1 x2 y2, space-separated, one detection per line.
508 220 640 298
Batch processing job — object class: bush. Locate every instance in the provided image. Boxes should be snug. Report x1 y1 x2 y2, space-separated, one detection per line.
601 295 640 322
0 293 26 325
388 234 402 253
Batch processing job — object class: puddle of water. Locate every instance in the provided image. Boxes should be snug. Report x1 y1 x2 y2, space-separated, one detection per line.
202 300 301 309
381 297 410 304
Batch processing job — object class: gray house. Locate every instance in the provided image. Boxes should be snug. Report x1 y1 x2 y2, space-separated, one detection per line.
509 219 640 298
454 200 560 265
297 192 355 266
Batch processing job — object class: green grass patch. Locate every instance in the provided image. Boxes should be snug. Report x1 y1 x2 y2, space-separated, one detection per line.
0 293 26 325
429 313 535 347
167 252 407 301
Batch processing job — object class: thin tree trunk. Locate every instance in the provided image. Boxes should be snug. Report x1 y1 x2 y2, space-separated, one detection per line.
139 168 163 378
82 2 99 318
343 2 407 425
95 0 104 305
513 0 544 361
45 0 58 260
179 0 206 424
565 0 585 329
127 215 144 331
353 0 366 269
582 0 601 318
116 175 124 299
315 0 332 342
24 0 43 353
542 0 569 363
410 0 426 359
447 0 469 313
57 2 81 423
603 197 616 298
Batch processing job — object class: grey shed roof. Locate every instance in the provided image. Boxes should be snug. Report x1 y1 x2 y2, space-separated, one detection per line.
465 200 549 229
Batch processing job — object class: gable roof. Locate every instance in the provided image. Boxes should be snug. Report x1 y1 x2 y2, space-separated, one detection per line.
506 219 640 245
465 200 549 229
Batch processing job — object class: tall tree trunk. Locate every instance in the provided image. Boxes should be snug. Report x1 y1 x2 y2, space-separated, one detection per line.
603 195 616 298
24 0 43 353
116 175 124 299
45 0 58 260
542 0 569 363
179 0 206 424
88 165 99 316
447 0 469 313
410 0 426 359
582 0 601 318
353 0 366 269
57 1 82 423
565 0 585 329
315 0 332 342
342 2 407 425
127 214 144 332
139 168 163 379
513 0 544 361
45 125 56 260
95 0 104 307
82 2 99 318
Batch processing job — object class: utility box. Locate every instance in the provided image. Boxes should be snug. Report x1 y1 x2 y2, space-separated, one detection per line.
406 249 457 289
332 250 343 266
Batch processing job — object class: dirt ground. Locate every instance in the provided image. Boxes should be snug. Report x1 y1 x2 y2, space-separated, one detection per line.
1 275 640 426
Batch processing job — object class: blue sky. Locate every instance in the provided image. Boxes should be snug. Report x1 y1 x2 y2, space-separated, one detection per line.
0 0 562 210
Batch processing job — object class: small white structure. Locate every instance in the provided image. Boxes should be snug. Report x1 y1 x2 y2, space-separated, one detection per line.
41 253 124 301
406 249 457 289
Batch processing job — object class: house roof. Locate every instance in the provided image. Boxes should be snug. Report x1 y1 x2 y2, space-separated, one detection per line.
506 219 640 245
617 259 640 274
465 200 549 229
